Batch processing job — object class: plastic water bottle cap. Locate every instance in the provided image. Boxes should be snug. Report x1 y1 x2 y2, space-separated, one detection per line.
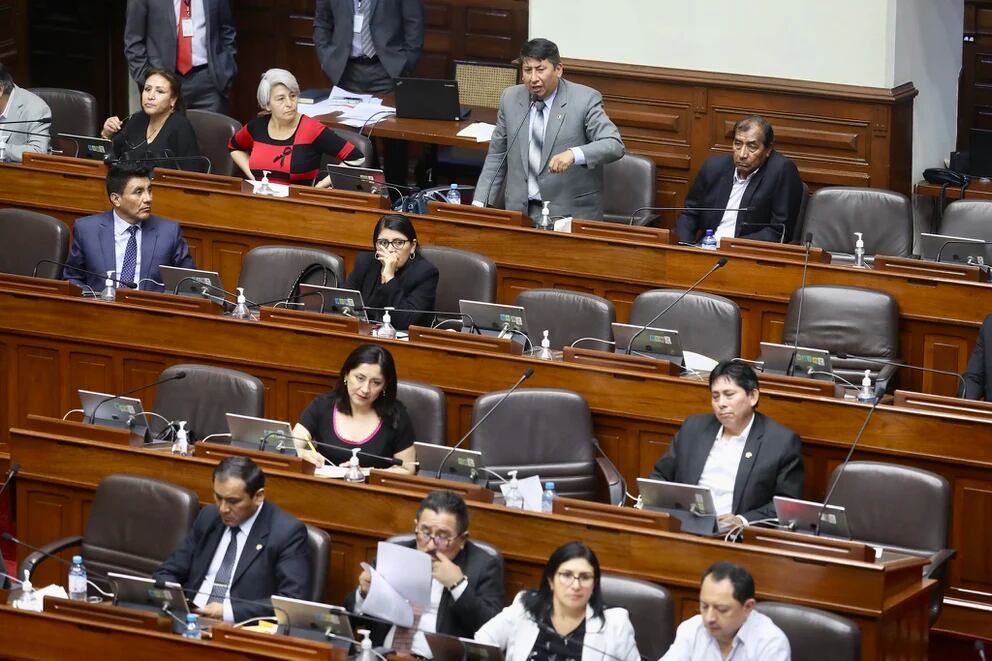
545 482 555 490
72 555 82 564
450 183 458 190
187 613 197 623
705 230 714 235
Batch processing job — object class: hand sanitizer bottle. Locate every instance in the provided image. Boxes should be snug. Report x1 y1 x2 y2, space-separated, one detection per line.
231 287 252 319
537 200 553 230
856 369 877 404
853 232 866 268
171 420 189 455
505 470 524 509
258 170 273 195
378 307 397 339
345 447 365 483
99 271 117 301
535 329 554 360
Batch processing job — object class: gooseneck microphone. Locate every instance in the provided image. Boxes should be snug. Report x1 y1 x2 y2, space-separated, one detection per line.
0 463 20 501
252 431 404 467
88 371 187 424
0 117 53 126
834 352 968 397
786 232 814 376
33 259 137 289
623 258 728 355
1 532 120 595
481 94 539 209
111 152 214 175
354 305 478 331
436 368 534 479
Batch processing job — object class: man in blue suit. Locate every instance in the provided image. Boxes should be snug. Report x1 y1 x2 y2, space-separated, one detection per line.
63 163 195 293
155 457 311 622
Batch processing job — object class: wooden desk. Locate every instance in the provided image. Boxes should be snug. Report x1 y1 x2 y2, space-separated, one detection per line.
9 420 932 661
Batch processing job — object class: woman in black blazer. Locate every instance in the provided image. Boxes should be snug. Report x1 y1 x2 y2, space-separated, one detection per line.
346 214 439 330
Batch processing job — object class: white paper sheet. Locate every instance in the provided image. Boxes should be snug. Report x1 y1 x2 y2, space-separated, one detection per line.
375 541 432 607
456 122 495 142
359 562 415 627
499 475 544 512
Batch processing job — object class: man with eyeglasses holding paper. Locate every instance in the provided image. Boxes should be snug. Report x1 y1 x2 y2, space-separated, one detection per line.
346 490 505 656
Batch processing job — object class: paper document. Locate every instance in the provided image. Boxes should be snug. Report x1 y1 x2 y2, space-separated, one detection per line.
298 87 383 118
683 350 718 373
500 475 544 511
358 542 432 626
334 102 396 128
456 122 495 143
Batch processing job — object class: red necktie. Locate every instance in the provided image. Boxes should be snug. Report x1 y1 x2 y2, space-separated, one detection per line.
176 0 193 75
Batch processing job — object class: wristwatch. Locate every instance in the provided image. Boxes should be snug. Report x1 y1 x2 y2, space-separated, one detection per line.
449 576 468 591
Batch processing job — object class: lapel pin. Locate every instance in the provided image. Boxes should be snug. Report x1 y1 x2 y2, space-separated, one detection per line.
256 544 263 551
556 114 563 121
744 452 753 459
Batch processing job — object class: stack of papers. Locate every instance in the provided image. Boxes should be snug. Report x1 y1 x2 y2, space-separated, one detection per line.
360 542 432 627
456 122 496 143
299 86 396 128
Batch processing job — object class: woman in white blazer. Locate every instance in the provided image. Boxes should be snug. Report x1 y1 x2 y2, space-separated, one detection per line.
476 541 640 661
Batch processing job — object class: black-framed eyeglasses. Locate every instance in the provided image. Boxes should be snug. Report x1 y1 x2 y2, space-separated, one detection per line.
415 527 462 548
556 570 595 586
375 238 410 250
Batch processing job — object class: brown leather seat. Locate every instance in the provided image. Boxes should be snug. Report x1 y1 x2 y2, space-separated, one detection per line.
237 245 345 308
629 289 741 362
470 388 623 504
601 575 675 658
803 187 913 263
19 474 200 587
602 153 658 226
152 364 265 441
0 209 69 279
397 379 447 445
418 245 497 320
305 524 331 602
515 288 615 352
939 199 992 242
321 128 377 170
187 109 242 177
755 601 861 661
29 87 99 140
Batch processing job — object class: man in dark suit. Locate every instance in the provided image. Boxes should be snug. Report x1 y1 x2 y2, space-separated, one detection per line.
313 0 424 94
963 314 992 399
649 361 804 528
676 115 803 245
62 163 194 293
346 490 504 656
124 0 237 112
154 457 310 622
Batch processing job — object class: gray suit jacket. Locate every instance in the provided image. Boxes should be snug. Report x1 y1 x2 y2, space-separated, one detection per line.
124 0 238 95
313 0 424 84
648 412 804 522
2 86 51 163
475 79 624 220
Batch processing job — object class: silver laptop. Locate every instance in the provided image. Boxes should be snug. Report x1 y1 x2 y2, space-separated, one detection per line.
759 341 834 380
611 322 685 364
919 232 992 265
107 572 189 615
325 164 388 195
458 299 528 338
426 633 505 661
414 442 484 482
271 595 354 646
774 496 851 538
225 413 295 453
636 478 720 534
160 265 223 298
78 389 150 439
297 283 369 321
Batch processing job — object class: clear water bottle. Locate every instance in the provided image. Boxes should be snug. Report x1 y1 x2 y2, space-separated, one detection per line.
505 470 524 509
68 555 87 601
183 613 202 639
231 287 252 320
701 230 718 250
377 307 397 339
541 481 556 513
445 183 462 205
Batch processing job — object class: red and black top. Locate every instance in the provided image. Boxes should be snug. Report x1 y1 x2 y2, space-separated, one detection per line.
228 114 361 186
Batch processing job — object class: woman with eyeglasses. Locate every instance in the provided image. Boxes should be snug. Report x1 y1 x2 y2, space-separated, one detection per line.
291 343 416 472
476 541 639 661
345 214 439 330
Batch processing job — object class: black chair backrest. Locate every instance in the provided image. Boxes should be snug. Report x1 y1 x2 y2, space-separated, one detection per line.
152 364 265 440
397 380 447 445
803 186 912 257
0 209 70 278
322 128 377 169
516 288 615 351
187 109 242 177
237 245 346 307
418 245 497 313
29 87 99 138
939 199 992 242
602 153 657 225
601 575 675 658
629 289 741 362
305 524 332 602
755 601 861 661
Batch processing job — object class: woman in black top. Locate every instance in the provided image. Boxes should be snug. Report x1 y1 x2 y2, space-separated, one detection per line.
345 214 439 330
100 69 204 171
292 343 416 473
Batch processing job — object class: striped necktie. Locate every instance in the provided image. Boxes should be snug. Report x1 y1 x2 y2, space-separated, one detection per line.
528 100 547 200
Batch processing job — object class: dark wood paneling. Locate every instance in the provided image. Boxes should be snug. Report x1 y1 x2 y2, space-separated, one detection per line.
0 0 29 83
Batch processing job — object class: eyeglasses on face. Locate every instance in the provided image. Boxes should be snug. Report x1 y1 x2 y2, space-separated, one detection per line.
375 238 410 250
415 527 461 548
556 570 595 586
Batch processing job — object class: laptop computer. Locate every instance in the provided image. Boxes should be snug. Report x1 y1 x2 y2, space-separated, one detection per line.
78 389 150 441
636 477 720 535
774 496 851 538
458 300 528 339
611 322 685 364
920 232 992 265
759 342 834 381
271 595 355 645
297 284 369 321
107 572 189 616
414 442 485 483
426 633 505 661
57 132 114 161
160 265 223 298
325 164 388 195
225 413 296 453
395 78 470 121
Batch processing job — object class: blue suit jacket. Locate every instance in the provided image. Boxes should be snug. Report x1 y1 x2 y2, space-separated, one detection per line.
154 500 311 622
63 211 194 292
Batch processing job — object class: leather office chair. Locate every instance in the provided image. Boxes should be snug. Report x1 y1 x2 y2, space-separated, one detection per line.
418 245 497 323
152 364 265 441
939 199 992 242
754 602 860 661
187 109 242 177
19 474 200 585
321 128 377 170
781 285 899 391
601 575 675 658
397 380 447 446
515 289 615 352
629 289 741 362
602 153 658 226
825 461 953 624
28 87 99 140
470 388 623 504
802 187 913 263
305 524 332 602
0 209 70 279
791 181 811 244
237 245 345 308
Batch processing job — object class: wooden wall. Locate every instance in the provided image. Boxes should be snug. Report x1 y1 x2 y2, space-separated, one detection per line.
0 0 29 84
960 1 992 150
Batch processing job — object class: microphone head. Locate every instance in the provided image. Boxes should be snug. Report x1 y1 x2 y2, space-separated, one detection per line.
40 117 53 124
174 371 187 380
805 232 813 244
836 352 851 359
716 257 728 268
10 463 20 473
523 368 535 379
0 532 13 542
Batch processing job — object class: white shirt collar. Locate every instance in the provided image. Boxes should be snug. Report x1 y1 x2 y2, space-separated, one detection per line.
718 411 756 443
535 86 558 111
113 210 141 234
235 500 264 536
733 165 760 186
0 86 17 119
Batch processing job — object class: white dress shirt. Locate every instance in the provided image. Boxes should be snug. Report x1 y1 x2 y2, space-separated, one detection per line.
713 167 760 241
660 610 791 661
697 414 755 519
112 211 143 286
174 0 208 67
192 503 263 622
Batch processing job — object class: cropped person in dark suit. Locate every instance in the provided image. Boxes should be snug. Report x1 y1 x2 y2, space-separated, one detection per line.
345 214 439 330
124 0 238 112
62 163 194 293
676 115 803 245
346 490 505 656
313 0 424 94
649 360 804 528
154 457 310 622
963 314 992 399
